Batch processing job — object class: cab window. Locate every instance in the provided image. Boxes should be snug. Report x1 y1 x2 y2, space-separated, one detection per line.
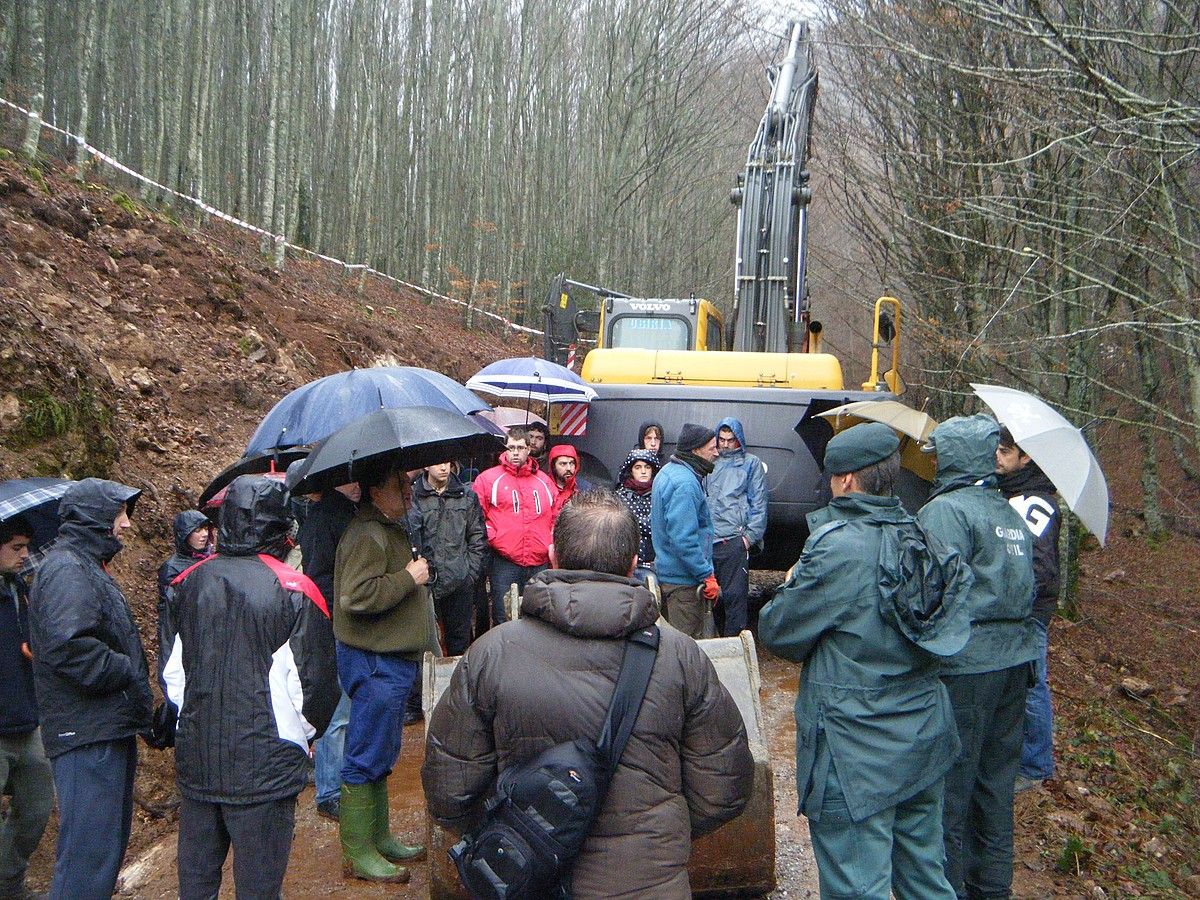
609 316 690 351
706 315 723 351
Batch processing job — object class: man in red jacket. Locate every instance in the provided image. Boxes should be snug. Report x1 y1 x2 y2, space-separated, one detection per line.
472 427 558 627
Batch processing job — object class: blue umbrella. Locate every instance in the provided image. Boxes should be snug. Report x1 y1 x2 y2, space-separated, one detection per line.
245 367 491 455
466 357 598 405
0 477 73 550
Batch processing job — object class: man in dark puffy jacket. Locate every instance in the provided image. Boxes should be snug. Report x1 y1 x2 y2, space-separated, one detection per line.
0 515 53 900
423 490 753 898
407 461 486 657
996 426 1061 791
28 478 152 900
918 415 1036 899
164 476 338 899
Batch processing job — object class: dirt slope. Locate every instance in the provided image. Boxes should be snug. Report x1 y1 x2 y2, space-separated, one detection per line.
0 151 532 890
0 152 1196 898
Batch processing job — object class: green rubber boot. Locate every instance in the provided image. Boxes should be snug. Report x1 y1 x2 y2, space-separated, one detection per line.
339 782 410 883
372 779 426 863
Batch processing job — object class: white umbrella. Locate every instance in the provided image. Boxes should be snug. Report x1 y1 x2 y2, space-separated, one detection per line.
971 383 1109 545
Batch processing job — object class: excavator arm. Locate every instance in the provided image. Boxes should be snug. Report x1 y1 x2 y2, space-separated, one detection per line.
729 21 818 355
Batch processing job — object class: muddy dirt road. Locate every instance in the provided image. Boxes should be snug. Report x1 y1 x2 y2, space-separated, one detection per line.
121 649 818 898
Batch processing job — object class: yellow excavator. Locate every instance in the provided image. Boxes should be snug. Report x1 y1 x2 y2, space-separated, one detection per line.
542 22 914 568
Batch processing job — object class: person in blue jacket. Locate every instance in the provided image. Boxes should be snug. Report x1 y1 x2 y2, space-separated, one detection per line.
706 417 767 636
651 423 720 638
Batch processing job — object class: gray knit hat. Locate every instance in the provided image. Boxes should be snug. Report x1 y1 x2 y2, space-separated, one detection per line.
676 423 716 453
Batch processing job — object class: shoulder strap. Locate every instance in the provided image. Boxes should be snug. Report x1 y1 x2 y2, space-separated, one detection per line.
596 625 660 778
171 555 216 587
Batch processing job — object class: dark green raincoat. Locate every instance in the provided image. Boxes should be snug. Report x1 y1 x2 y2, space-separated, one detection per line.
917 415 1037 675
759 493 972 823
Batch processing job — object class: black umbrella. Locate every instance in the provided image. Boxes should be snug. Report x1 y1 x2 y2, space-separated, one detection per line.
198 449 311 509
0 477 73 550
286 406 502 495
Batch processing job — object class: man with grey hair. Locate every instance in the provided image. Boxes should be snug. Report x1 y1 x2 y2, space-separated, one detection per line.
423 490 753 898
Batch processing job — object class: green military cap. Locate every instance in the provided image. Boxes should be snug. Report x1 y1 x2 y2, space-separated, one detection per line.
823 422 900 474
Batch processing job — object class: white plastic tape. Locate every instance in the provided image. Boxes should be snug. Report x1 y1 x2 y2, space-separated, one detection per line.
0 96 544 336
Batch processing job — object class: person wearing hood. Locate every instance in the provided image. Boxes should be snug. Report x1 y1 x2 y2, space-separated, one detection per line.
153 510 213 742
423 490 753 898
28 478 152 900
472 427 558 626
995 426 1061 792
0 515 53 900
635 420 665 466
165 475 338 899
705 417 768 637
548 444 593 519
651 423 721 639
760 423 973 900
917 415 1037 900
615 449 659 579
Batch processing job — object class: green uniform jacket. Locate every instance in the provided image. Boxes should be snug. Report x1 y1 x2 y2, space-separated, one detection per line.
333 502 437 659
917 415 1037 676
759 494 963 824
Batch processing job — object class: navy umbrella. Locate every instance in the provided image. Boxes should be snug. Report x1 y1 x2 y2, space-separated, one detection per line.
0 477 73 550
286 407 501 495
246 367 492 455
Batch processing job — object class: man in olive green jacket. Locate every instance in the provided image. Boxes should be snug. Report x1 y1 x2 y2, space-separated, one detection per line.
760 423 973 900
918 415 1037 899
332 461 437 884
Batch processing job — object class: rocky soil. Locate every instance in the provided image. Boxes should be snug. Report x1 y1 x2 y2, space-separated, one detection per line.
0 151 1195 898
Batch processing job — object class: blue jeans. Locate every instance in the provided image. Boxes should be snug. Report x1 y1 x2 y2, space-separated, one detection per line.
50 737 137 900
1020 620 1055 780
488 556 545 625
336 643 417 784
314 689 352 803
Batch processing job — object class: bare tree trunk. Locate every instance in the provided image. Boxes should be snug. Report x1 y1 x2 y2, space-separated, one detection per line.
19 0 45 159
72 0 99 178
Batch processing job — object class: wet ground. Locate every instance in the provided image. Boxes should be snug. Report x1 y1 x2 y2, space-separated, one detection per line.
120 646 819 898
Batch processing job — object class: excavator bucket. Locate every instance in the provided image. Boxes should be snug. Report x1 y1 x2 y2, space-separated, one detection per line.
422 628 776 898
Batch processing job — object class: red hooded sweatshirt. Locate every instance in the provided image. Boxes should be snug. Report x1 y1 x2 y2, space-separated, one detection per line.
472 453 558 566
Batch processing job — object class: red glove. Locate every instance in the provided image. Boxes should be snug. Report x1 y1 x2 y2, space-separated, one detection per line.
701 575 721 603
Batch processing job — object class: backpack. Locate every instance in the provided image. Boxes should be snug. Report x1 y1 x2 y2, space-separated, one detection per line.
449 625 661 899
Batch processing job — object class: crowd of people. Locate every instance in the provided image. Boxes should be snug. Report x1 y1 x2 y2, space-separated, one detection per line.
0 407 1060 899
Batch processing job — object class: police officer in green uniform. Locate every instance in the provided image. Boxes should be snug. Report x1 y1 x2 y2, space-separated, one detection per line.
917 415 1036 899
760 423 973 899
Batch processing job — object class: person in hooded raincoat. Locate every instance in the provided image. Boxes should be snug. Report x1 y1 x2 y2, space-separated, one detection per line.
165 476 338 899
153 510 213 739
759 423 973 900
634 420 665 466
547 444 593 520
917 415 1036 900
28 478 152 900
615 448 659 580
705 416 767 636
